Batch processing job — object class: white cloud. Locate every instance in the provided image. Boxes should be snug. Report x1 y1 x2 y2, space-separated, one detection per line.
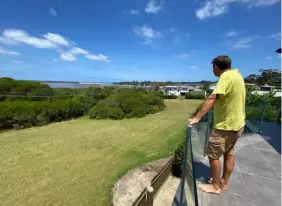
226 31 237 37
60 52 76 61
133 25 162 44
145 0 163 14
85 54 110 62
0 36 18 45
270 32 281 40
196 0 280 19
49 8 58 17
43 33 69 46
70 47 89 55
230 37 253 49
266 56 272 60
175 52 190 59
1 28 110 63
2 29 58 49
190 65 198 69
0 46 19 55
130 10 139 15
54 58 58 62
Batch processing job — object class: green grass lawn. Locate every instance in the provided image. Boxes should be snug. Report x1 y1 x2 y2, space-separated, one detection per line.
0 99 202 206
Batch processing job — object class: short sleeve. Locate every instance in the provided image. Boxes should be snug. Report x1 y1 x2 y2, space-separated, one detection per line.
212 76 232 96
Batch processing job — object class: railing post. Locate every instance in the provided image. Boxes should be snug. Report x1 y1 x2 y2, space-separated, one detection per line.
259 101 267 134
179 125 192 206
203 111 212 157
147 186 154 206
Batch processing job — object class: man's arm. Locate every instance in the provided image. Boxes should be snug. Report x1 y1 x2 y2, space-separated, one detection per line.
194 94 218 120
188 94 218 125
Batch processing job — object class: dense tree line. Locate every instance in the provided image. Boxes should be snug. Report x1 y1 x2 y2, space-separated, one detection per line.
244 69 281 86
113 80 214 87
88 88 165 119
0 78 165 130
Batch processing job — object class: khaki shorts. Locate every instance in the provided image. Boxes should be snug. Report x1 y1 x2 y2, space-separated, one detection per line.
206 127 244 159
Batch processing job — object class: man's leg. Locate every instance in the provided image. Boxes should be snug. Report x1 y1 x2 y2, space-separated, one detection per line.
198 157 221 194
220 128 243 190
220 154 235 191
198 130 222 194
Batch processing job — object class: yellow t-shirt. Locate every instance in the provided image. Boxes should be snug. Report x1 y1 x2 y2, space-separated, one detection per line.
212 69 246 131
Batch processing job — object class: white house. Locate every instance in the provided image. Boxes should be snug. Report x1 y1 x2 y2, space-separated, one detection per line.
251 84 281 97
209 83 217 90
161 85 206 96
162 85 191 96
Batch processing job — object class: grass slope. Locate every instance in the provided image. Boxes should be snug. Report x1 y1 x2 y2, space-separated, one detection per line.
0 100 202 206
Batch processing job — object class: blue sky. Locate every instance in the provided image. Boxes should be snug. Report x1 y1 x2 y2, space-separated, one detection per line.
0 0 281 82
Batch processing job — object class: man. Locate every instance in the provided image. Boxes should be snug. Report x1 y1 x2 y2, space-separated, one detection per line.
188 55 246 194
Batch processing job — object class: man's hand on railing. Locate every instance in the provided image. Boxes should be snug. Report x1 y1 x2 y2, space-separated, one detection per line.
187 117 200 125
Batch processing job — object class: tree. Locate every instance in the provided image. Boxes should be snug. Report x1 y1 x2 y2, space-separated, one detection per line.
257 69 281 86
201 83 210 91
244 69 281 86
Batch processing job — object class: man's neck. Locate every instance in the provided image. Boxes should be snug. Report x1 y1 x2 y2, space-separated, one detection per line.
219 68 231 76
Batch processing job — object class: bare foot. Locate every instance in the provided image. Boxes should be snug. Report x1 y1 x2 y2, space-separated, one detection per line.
220 179 228 191
198 184 220 195
206 178 228 191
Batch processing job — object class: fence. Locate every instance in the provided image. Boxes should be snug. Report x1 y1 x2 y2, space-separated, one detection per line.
177 111 213 206
245 97 281 134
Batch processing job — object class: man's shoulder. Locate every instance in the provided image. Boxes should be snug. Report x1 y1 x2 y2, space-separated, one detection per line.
224 69 243 81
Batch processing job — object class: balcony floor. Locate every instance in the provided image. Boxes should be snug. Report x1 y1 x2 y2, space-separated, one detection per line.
194 132 281 206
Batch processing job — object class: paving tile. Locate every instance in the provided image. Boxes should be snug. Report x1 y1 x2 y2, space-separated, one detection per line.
236 146 279 180
233 195 253 206
252 141 277 153
235 141 252 152
225 170 248 197
259 150 281 177
241 172 281 206
247 133 270 143
196 183 235 206
237 136 251 144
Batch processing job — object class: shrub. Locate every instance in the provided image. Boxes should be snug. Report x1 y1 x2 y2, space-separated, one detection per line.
172 140 185 177
108 107 125 120
88 101 110 119
130 106 147 118
148 105 162 114
163 94 178 99
185 93 205 99
0 77 54 101
88 88 165 120
0 99 84 129
246 93 281 122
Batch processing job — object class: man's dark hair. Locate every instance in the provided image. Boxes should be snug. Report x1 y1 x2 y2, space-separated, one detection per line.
211 55 232 70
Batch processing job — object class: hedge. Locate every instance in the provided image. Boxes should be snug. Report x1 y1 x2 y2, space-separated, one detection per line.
88 88 165 120
163 94 178 99
185 93 205 99
0 99 84 129
0 77 54 101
